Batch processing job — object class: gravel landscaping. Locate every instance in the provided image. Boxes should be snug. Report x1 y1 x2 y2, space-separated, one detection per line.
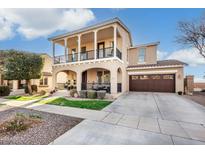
0 107 83 145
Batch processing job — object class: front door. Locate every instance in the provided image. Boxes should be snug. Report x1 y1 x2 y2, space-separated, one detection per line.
82 71 87 90
97 42 105 58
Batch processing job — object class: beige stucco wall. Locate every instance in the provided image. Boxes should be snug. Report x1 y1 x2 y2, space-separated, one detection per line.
41 54 53 73
128 45 157 65
31 76 52 92
127 66 184 93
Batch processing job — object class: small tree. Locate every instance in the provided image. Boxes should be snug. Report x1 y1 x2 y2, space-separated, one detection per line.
176 13 205 58
3 50 43 95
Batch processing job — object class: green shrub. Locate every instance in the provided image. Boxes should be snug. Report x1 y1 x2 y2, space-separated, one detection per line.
79 90 87 98
97 90 106 99
31 85 38 93
178 91 183 95
39 90 46 96
70 89 78 97
29 114 42 119
87 90 97 99
0 86 10 96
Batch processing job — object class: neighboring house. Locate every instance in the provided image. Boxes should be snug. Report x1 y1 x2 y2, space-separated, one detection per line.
47 17 186 97
194 83 205 91
0 53 53 92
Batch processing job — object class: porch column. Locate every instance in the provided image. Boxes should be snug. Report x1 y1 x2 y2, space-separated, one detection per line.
13 80 18 91
113 25 117 57
78 34 81 61
76 71 82 92
52 71 57 90
64 38 68 63
94 30 97 59
110 68 118 95
52 41 55 64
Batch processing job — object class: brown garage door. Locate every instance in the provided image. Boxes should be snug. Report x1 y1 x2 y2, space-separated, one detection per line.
129 74 175 92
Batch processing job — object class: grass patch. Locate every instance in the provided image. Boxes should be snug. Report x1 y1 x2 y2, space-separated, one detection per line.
6 94 48 101
38 97 112 110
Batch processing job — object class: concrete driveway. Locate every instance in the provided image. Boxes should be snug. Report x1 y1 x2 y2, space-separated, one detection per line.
51 92 205 145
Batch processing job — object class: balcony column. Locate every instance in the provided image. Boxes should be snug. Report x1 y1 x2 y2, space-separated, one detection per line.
78 34 81 61
110 67 118 95
113 25 117 57
64 38 68 62
94 30 97 59
76 71 82 92
52 41 55 64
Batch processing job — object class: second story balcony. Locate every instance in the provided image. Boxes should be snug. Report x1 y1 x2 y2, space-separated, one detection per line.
54 47 122 64
50 24 123 65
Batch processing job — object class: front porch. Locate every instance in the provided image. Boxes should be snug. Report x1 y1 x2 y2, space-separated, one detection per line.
54 65 123 96
52 25 122 64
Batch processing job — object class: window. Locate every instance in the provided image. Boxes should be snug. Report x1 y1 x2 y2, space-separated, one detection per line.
81 47 87 60
72 48 77 61
104 71 110 83
44 78 48 85
40 79 43 85
138 48 146 63
39 77 48 86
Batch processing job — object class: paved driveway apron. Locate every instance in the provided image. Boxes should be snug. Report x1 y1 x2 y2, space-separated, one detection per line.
51 92 205 145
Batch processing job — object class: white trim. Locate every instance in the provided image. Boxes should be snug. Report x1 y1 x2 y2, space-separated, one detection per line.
113 25 117 57
78 34 81 61
127 70 178 75
129 41 160 49
127 64 184 70
94 30 97 59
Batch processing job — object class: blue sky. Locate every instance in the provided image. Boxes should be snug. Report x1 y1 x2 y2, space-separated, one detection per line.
0 8 205 81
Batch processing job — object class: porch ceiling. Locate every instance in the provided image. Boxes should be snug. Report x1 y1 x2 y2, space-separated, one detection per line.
54 27 121 47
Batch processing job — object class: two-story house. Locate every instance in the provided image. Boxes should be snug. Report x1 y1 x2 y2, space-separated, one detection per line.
49 17 186 97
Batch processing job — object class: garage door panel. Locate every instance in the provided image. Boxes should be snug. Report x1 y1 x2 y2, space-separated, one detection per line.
129 74 175 93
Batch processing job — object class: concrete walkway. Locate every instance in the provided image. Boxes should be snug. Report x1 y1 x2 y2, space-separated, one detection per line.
50 92 205 145
2 93 205 144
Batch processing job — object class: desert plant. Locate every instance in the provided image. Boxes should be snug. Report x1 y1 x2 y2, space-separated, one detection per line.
31 85 38 93
70 89 77 97
79 90 87 98
87 90 97 99
178 91 183 95
29 114 42 119
97 90 106 99
0 113 42 135
39 90 46 96
0 86 10 96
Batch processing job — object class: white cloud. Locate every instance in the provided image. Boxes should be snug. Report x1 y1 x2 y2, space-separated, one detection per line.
194 77 205 83
0 17 14 40
0 8 95 40
167 48 205 66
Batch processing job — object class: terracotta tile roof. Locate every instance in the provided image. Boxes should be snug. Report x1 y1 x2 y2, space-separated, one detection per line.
127 60 187 69
42 72 52 76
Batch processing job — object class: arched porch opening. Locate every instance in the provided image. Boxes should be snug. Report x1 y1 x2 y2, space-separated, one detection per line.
56 70 77 90
81 68 111 93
